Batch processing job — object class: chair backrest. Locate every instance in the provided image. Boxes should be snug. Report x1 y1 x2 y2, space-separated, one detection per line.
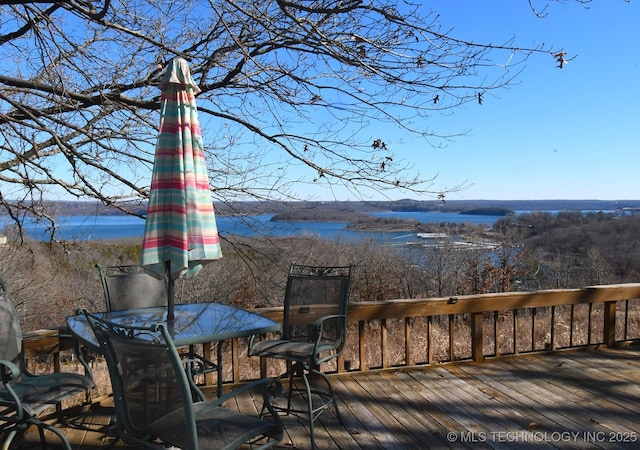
97 264 168 311
282 264 353 349
0 278 23 366
84 311 198 448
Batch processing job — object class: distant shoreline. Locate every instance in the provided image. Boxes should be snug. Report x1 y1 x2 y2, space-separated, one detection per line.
1 199 638 218
2 205 634 242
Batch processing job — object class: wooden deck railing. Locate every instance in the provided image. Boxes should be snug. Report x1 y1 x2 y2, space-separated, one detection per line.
22 283 640 389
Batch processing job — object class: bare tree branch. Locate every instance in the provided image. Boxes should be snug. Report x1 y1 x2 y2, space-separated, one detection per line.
0 0 615 236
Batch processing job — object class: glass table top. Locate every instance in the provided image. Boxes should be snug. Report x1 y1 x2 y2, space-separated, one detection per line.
67 302 280 350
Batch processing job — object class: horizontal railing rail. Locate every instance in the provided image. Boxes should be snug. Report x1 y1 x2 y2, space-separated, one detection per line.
22 283 640 391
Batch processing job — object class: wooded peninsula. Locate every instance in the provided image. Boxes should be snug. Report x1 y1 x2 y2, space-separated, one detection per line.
32 198 640 219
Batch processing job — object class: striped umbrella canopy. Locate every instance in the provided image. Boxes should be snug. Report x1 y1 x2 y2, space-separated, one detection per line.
141 57 222 319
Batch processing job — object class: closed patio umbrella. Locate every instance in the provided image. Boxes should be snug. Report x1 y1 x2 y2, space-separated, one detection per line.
141 57 222 320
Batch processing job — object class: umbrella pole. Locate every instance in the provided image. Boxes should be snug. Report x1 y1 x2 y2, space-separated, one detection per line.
166 260 175 321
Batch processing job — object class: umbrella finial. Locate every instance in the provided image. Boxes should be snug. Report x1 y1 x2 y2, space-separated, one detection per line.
160 57 201 95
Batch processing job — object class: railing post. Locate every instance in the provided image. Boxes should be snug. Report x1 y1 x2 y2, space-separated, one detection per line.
427 315 433 365
231 339 240 382
259 356 267 378
603 300 617 347
405 317 412 366
381 318 388 368
493 311 500 357
203 342 213 386
449 314 455 360
359 320 367 371
471 312 484 363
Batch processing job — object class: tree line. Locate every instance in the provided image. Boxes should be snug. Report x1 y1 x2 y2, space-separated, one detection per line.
494 211 640 289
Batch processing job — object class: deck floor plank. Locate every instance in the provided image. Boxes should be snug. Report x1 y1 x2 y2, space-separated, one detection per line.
335 374 409 449
451 359 608 449
426 366 532 449
15 346 640 449
358 371 454 449
423 366 521 445
329 377 388 450
499 353 638 439
440 362 555 442
405 368 510 449
499 353 640 435
373 370 457 448
390 369 479 442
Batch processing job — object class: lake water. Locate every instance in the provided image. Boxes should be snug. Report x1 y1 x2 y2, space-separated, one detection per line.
0 211 505 242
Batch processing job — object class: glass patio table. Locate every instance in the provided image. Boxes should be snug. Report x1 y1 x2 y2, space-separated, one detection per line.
66 302 280 396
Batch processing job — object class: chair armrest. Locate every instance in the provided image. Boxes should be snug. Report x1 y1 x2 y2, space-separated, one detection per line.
247 328 281 351
247 334 258 354
0 359 25 420
313 314 345 326
313 314 346 341
0 358 20 383
65 337 95 382
312 314 347 364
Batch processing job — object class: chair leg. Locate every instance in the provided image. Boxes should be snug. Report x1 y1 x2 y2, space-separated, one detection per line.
309 368 346 427
306 369 348 449
40 421 73 450
262 363 344 449
257 366 294 419
286 364 302 414
185 342 222 398
2 430 17 450
10 420 73 450
0 423 66 450
38 425 47 449
300 370 318 449
285 367 343 450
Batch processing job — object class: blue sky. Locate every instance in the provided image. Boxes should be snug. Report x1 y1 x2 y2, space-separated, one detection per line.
367 0 640 201
12 1 635 203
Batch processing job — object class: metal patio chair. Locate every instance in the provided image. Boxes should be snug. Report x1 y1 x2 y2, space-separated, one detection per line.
0 278 95 450
248 263 353 449
97 264 169 312
82 310 283 450
97 264 217 390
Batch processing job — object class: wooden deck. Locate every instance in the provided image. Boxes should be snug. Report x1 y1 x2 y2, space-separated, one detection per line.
20 345 640 449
